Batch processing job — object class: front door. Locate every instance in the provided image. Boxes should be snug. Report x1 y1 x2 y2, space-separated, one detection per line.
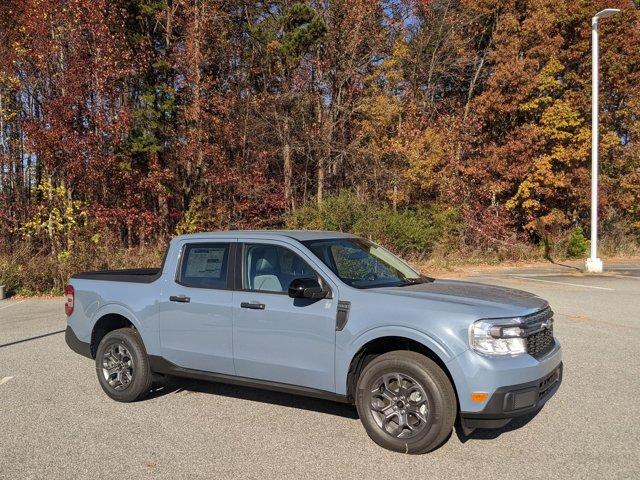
159 241 235 374
233 241 337 392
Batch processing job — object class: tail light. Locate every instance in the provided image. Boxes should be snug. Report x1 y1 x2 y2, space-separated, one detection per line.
64 284 74 316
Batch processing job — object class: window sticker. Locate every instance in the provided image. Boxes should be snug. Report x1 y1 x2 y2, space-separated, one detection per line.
185 247 225 278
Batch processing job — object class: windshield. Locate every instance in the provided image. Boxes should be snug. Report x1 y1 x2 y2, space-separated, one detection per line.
302 238 430 289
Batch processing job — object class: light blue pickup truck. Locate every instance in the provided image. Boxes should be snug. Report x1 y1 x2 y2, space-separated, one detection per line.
65 230 562 453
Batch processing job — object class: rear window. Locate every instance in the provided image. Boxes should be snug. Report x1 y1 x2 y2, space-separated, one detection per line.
178 243 230 289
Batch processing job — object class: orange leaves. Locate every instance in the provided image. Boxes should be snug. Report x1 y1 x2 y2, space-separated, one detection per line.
0 0 638 250
508 92 590 231
401 127 446 194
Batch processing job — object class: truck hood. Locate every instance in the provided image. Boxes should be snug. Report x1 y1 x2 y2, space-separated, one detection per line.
372 279 548 317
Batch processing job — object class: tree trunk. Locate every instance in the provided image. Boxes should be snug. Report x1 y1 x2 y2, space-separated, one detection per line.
283 115 293 210
316 92 325 205
193 1 204 185
317 155 325 204
392 185 398 212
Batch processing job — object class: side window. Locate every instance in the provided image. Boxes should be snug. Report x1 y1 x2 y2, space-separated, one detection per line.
243 244 318 293
179 243 230 289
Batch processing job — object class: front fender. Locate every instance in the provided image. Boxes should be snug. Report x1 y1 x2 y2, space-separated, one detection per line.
335 326 456 396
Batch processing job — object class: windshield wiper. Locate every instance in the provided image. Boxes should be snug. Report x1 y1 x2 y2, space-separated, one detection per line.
397 275 435 286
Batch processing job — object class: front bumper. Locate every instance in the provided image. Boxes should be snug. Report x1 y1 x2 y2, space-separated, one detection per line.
460 362 562 432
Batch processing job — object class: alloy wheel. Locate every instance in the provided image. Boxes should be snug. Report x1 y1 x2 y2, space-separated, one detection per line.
369 372 430 438
101 343 134 391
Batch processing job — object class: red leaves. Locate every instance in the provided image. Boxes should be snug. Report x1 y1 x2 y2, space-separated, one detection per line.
0 0 638 253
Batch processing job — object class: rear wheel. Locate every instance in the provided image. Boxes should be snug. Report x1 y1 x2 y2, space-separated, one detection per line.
95 328 152 402
355 351 456 454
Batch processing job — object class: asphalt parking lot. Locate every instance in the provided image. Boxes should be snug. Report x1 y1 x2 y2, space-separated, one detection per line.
1 261 639 479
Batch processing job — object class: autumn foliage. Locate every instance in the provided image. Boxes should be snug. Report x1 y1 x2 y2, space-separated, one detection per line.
0 0 639 293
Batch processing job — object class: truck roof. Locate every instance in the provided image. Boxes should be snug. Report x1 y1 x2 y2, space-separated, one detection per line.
172 230 360 243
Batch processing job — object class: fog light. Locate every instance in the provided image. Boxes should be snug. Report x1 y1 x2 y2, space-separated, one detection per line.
471 392 489 403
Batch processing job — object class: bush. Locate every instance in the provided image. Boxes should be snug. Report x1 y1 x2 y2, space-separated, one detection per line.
287 191 364 232
565 226 589 258
0 241 166 296
539 225 591 260
0 257 22 296
286 191 463 258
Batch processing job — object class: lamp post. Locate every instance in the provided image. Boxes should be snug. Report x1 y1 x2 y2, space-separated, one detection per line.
585 8 621 273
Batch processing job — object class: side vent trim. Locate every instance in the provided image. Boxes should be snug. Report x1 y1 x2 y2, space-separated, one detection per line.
336 301 351 331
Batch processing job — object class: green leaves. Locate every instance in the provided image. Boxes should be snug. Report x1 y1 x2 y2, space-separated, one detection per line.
279 3 327 59
286 191 462 256
249 2 326 66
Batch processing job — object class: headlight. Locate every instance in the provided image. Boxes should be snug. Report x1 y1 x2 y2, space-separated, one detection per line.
469 318 527 356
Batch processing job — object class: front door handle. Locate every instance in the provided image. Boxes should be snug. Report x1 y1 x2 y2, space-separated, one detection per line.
170 295 191 303
240 301 265 310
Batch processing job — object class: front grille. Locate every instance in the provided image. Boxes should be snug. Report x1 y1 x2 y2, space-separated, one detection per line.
527 326 555 358
522 306 553 326
523 307 555 358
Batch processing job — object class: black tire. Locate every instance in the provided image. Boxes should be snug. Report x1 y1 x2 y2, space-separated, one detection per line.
95 327 152 402
355 351 456 454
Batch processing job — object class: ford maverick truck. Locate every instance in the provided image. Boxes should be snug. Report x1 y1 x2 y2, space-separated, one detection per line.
65 230 562 453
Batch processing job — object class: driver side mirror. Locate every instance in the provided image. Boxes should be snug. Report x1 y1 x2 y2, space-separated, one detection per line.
288 278 329 299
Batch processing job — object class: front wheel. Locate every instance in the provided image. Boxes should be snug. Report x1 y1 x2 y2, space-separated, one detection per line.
95 328 152 402
355 351 456 454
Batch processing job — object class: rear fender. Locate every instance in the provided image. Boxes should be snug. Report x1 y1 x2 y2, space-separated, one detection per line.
91 303 141 331
89 303 159 355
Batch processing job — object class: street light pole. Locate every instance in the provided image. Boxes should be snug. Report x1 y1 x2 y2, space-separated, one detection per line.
585 8 620 273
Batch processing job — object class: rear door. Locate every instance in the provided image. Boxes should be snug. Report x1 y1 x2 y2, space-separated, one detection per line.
158 240 236 374
232 240 338 392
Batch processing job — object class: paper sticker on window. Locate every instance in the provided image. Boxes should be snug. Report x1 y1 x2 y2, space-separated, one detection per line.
185 247 225 278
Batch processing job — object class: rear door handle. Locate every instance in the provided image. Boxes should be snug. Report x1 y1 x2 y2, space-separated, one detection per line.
240 302 265 310
170 295 191 303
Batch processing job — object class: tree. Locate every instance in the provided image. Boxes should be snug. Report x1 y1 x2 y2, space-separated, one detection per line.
247 1 327 211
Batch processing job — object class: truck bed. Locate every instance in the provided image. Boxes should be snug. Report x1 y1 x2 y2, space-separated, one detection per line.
71 268 162 283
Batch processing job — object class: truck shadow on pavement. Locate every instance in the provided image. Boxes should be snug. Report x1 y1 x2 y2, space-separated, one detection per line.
148 378 541 444
148 377 360 419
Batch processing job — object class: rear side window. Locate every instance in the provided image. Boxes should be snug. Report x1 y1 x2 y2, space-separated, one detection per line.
178 243 230 289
